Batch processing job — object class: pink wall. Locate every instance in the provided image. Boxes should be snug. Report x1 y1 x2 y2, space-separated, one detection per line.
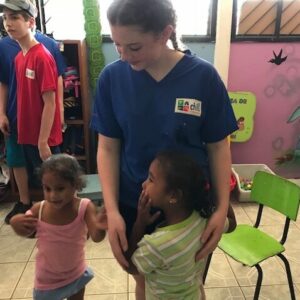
228 43 300 178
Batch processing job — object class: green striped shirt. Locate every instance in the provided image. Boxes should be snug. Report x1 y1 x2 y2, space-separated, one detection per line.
132 211 207 299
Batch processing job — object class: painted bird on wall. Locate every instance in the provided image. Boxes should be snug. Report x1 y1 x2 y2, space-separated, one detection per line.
269 49 288 65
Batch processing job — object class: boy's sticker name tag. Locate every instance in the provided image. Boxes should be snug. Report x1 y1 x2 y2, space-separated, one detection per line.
175 98 202 117
26 68 35 79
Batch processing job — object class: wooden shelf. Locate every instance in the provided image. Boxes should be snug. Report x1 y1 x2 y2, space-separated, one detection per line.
65 119 84 125
61 40 91 173
75 155 87 161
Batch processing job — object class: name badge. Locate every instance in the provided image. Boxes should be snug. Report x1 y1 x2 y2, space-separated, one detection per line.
175 98 202 117
26 68 35 79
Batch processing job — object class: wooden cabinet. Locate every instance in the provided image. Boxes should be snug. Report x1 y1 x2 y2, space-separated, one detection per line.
60 40 91 173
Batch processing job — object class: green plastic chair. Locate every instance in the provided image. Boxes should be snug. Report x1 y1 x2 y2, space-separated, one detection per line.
219 171 300 300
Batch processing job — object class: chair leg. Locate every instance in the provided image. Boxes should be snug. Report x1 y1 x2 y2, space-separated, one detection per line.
202 252 213 285
253 264 263 300
277 253 296 300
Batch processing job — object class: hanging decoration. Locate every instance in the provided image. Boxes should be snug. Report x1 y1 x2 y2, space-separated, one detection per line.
82 0 105 92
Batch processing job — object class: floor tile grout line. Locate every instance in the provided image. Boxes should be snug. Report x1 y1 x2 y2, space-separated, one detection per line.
223 251 247 299
10 260 29 299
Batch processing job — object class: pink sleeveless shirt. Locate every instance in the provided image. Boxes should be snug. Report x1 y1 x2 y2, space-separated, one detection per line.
29 198 90 290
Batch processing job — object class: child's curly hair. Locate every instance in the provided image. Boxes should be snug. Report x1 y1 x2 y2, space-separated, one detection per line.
39 154 86 191
155 150 214 218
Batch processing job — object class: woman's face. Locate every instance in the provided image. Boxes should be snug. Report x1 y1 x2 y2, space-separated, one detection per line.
110 25 166 71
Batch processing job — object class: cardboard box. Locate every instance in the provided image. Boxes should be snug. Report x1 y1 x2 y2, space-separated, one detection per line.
231 164 274 202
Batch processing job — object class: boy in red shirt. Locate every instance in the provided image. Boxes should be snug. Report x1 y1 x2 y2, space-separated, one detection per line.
0 0 62 188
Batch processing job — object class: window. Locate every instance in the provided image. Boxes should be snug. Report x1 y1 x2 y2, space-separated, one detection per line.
39 0 217 41
42 0 85 40
99 0 217 41
232 0 300 41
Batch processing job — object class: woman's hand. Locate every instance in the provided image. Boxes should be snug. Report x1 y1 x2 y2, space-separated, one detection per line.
196 208 227 260
107 210 129 268
10 214 37 237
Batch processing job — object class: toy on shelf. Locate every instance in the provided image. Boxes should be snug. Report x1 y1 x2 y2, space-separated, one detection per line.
231 164 274 202
240 178 253 191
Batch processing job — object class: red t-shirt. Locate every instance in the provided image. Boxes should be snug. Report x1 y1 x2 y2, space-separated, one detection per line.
15 43 62 146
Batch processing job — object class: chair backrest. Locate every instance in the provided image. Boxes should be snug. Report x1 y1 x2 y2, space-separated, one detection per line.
251 171 300 221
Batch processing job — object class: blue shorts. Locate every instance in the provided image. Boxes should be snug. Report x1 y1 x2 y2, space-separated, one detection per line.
33 267 94 300
6 130 26 168
23 144 61 188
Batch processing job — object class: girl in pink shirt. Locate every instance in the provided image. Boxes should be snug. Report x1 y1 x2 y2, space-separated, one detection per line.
10 154 107 300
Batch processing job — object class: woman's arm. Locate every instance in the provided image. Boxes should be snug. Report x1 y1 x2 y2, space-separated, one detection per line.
197 137 232 260
97 134 129 267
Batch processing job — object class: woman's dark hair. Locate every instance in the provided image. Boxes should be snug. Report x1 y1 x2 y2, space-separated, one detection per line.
107 0 181 51
155 150 214 218
39 154 86 191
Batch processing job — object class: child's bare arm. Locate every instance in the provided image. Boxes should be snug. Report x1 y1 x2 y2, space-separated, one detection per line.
125 193 161 274
39 90 56 161
226 203 237 233
84 202 107 242
10 203 39 237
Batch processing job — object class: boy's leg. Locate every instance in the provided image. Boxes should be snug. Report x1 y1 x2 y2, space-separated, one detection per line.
23 145 43 189
12 167 30 205
68 287 85 300
5 132 31 224
23 145 61 189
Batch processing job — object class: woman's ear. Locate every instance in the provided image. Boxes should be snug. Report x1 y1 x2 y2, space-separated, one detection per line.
160 25 174 43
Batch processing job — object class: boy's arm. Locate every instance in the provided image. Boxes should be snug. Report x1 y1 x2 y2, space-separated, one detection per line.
84 202 107 242
0 83 10 135
57 76 64 128
39 90 56 161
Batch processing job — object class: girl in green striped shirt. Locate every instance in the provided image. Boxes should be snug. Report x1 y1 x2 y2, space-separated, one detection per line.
125 151 236 299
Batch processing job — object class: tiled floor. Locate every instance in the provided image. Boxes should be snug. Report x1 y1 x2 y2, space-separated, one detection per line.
0 192 300 299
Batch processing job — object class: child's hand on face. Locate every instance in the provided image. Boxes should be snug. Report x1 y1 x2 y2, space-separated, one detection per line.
136 191 161 227
10 214 37 237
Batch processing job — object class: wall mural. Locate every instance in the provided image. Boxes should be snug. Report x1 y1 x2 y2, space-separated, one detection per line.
229 43 300 178
276 106 300 165
268 49 288 66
